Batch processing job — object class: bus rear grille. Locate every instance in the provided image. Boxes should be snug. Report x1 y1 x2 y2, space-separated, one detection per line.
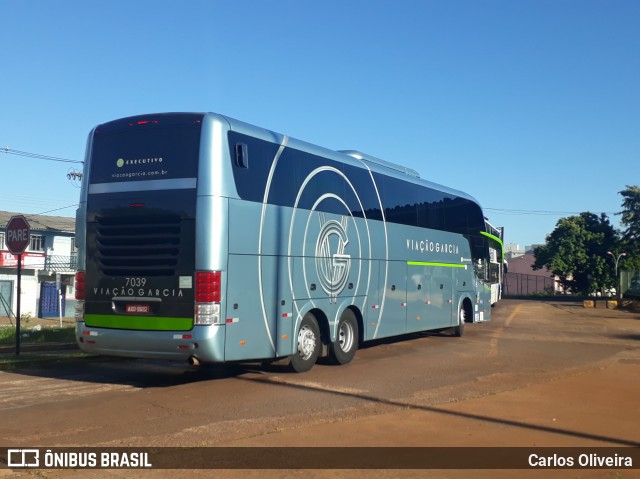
96 215 181 277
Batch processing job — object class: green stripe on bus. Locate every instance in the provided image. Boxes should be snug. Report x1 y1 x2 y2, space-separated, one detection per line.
407 261 466 268
84 314 193 331
480 231 504 259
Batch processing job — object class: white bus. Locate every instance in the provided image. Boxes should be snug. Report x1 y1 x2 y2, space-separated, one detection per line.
483 220 504 306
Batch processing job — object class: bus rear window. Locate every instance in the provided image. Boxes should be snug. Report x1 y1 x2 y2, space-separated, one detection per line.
89 113 203 184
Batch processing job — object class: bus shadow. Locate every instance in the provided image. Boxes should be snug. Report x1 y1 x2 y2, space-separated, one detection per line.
3 327 469 386
2 356 253 388
360 328 457 349
612 333 640 341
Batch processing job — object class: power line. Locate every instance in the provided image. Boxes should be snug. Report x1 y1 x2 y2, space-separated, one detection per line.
0 146 622 219
30 204 78 216
12 205 78 231
2 146 82 164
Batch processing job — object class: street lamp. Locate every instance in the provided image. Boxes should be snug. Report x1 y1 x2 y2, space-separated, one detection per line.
607 251 627 298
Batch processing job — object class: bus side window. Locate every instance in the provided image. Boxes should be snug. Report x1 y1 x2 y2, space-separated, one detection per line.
235 143 249 169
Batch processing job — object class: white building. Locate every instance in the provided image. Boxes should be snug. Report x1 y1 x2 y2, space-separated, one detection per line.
0 211 76 319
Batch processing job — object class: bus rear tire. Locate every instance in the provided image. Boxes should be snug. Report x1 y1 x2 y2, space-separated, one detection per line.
329 309 358 365
289 313 321 373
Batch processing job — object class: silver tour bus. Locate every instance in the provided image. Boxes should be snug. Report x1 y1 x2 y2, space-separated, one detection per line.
74 112 493 372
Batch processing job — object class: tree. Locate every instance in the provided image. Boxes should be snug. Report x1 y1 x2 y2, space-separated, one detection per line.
619 185 640 242
617 185 640 271
533 212 620 295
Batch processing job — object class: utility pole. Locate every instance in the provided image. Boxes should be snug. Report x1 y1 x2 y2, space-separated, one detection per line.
607 251 627 298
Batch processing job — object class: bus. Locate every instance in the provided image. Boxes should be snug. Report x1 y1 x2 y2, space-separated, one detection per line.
74 112 494 372
482 220 505 306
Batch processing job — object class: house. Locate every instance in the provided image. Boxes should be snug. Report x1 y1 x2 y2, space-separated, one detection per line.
0 210 76 319
504 252 563 295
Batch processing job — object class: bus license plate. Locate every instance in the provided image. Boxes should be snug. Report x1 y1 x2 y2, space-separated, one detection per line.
126 304 150 314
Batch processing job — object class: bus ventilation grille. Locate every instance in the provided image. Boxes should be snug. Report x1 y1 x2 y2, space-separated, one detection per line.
95 214 181 277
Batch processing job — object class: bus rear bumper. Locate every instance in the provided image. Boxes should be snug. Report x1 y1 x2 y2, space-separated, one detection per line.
75 322 226 363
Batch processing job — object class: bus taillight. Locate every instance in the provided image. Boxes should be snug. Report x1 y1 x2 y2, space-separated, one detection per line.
75 271 85 300
195 271 221 302
75 271 85 322
195 271 222 325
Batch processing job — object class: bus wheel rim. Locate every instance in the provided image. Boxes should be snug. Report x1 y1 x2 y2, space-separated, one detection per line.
297 325 316 360
338 321 354 352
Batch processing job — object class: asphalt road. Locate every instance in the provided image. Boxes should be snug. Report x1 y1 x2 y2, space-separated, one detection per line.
1 299 639 479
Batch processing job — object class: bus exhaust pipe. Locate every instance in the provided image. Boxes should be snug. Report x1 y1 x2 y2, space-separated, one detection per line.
188 356 200 367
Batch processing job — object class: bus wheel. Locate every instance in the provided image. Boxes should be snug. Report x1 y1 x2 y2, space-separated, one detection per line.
329 309 359 365
289 313 321 373
454 303 466 337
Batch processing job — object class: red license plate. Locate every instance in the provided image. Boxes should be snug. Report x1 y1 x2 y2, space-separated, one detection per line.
126 304 150 314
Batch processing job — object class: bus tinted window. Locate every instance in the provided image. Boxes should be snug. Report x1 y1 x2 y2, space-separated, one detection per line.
417 188 446 231
378 175 419 227
230 133 384 218
285 147 346 214
342 166 384 221
90 114 202 184
229 131 485 235
228 131 281 202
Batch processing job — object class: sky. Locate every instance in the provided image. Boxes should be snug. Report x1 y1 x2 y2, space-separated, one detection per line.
1 0 638 248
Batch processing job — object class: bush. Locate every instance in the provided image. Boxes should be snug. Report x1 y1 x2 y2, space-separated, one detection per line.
0 325 75 346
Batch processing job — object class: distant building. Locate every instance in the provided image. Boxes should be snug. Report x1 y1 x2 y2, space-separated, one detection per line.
506 243 545 260
505 243 524 259
0 211 76 319
504 252 563 295
507 254 544 276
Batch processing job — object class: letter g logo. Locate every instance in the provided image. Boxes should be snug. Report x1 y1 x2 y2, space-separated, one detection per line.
315 215 351 301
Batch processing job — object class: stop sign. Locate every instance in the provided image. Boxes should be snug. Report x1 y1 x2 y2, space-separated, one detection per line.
5 215 31 254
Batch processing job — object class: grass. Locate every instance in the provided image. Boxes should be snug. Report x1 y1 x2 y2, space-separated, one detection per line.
0 324 76 346
0 325 89 368
0 351 88 367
